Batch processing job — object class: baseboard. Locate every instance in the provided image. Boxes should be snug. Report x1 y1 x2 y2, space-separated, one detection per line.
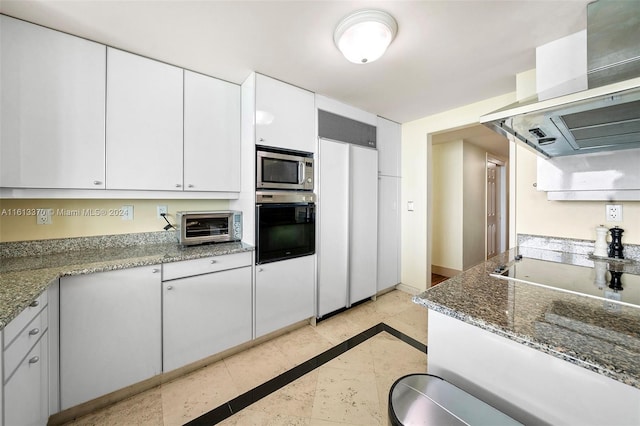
395 282 422 295
431 265 461 278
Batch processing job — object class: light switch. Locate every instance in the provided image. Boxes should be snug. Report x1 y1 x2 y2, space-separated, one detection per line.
407 201 414 211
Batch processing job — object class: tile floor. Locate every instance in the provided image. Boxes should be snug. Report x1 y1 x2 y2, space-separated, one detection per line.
64 289 428 426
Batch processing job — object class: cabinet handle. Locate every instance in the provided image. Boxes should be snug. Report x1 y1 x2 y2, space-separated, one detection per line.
29 328 40 336
175 184 182 188
93 180 102 185
29 300 39 308
188 184 194 188
258 267 264 272
29 356 40 364
167 285 173 290
259 138 265 142
210 260 217 264
152 268 160 273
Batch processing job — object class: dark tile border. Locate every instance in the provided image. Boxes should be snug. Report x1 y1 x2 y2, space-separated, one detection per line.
184 322 427 425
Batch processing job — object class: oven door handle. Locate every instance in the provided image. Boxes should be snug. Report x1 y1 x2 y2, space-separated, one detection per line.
298 161 305 185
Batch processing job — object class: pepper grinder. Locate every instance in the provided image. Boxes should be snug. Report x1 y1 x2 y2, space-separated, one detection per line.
594 225 609 257
608 226 624 259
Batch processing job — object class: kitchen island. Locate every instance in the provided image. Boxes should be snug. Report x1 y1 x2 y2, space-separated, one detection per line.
415 242 640 425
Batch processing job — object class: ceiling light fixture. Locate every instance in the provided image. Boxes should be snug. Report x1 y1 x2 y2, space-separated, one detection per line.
334 9 398 64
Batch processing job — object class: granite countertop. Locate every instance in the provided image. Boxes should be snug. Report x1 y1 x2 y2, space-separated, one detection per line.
0 240 254 330
414 247 640 390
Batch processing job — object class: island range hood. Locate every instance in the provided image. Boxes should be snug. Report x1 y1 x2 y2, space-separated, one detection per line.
480 0 640 158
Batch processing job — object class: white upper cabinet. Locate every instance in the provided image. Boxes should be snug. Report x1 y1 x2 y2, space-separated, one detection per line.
184 71 241 192
0 16 106 189
376 117 401 177
106 47 183 190
255 74 315 153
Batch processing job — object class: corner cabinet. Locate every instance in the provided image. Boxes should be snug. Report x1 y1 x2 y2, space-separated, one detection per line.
105 48 184 190
255 74 315 153
59 266 162 410
162 253 252 372
184 71 241 192
0 15 106 189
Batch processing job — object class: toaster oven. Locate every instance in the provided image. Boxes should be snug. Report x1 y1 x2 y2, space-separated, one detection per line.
176 211 242 246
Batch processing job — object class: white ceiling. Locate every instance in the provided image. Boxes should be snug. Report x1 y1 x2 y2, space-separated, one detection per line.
1 0 591 125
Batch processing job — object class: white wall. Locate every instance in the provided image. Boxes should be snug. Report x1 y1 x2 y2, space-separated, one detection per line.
432 141 463 271
515 144 640 244
401 93 516 291
462 142 488 270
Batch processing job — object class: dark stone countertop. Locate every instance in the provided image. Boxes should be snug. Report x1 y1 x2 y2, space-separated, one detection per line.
0 241 254 330
414 247 640 390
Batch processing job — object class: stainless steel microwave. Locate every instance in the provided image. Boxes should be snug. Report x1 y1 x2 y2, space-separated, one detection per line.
176 211 242 246
256 147 314 191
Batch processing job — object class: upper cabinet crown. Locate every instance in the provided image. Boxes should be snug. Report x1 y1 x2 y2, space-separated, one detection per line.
255 74 315 153
0 15 106 189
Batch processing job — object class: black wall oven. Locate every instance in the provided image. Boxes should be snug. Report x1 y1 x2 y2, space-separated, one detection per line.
255 191 316 264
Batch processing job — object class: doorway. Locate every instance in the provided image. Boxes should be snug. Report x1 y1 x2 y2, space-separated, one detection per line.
486 156 507 259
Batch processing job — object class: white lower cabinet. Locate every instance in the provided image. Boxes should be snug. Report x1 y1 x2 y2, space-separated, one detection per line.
162 264 252 372
4 333 48 426
2 291 49 426
255 255 315 338
59 265 162 410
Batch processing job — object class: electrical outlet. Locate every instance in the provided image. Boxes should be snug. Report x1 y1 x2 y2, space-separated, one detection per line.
157 205 168 219
36 208 53 225
606 204 622 222
121 205 134 221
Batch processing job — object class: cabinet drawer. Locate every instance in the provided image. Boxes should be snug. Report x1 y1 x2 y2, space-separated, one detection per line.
4 333 49 426
4 291 47 348
4 306 48 379
162 252 252 281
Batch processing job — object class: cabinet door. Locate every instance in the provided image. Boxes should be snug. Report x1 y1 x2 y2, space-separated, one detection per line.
376 117 401 177
60 265 162 410
317 139 349 317
349 145 378 304
4 333 49 426
255 74 315 153
184 71 241 192
163 266 252 372
106 48 183 190
255 255 315 337
378 175 401 291
1 16 106 189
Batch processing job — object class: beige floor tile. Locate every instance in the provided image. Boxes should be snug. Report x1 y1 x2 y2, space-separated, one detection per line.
219 408 311 426
269 325 334 366
384 304 428 345
64 386 163 426
311 366 382 426
224 339 292 394
161 360 240 426
309 419 362 426
250 370 319 418
373 291 418 317
376 373 402 426
323 339 375 373
369 332 426 377
313 314 362 346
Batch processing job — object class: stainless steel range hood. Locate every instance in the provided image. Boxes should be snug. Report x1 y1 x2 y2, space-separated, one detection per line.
480 0 640 158
480 78 640 158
